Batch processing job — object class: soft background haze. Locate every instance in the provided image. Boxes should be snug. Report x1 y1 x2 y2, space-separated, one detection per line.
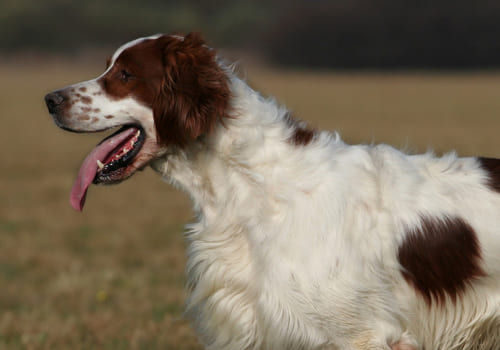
2 1 500 349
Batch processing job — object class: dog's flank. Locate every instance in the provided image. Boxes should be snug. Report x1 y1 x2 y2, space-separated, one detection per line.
45 33 500 350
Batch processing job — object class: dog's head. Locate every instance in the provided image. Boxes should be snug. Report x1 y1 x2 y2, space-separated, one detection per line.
44 32 230 211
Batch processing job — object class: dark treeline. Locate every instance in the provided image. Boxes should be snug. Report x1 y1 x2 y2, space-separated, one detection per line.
2 0 500 69
264 0 500 69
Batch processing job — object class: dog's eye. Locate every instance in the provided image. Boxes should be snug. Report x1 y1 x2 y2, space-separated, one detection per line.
120 70 132 82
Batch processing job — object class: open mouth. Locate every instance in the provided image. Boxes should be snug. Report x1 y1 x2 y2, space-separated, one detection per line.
70 125 145 211
94 126 145 183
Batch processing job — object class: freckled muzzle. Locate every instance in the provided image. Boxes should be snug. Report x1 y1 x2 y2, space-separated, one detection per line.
45 84 109 133
45 90 74 131
44 89 82 132
45 85 150 211
45 90 82 134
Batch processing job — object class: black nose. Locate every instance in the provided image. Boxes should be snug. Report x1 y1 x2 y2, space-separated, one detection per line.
45 91 66 113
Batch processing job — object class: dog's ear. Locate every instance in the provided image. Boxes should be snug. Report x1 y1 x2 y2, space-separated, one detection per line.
153 32 230 147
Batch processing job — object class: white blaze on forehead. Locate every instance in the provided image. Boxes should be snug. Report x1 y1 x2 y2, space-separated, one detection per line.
105 34 166 74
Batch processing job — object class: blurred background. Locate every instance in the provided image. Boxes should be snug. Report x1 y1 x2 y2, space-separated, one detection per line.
2 0 500 349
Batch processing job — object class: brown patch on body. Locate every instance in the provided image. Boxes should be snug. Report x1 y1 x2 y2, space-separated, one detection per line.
105 115 114 119
398 216 485 306
284 112 316 146
79 87 87 92
77 115 90 121
98 32 230 147
478 157 500 192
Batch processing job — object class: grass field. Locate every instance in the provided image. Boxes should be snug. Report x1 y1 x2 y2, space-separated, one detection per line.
2 60 500 349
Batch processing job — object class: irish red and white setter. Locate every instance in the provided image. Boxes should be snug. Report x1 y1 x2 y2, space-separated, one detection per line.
45 32 500 350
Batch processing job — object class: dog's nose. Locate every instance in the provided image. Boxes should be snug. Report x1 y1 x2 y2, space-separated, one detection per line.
45 91 66 113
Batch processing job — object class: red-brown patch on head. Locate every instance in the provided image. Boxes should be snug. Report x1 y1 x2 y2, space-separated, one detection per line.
98 32 230 148
284 112 316 146
98 38 165 105
397 216 485 306
478 157 500 192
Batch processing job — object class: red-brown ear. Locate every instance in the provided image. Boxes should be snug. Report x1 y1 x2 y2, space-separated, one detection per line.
153 32 230 147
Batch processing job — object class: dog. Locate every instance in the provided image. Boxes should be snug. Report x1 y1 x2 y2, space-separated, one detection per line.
45 32 500 350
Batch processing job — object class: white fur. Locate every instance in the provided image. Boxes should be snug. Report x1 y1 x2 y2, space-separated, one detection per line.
149 75 500 349
60 37 500 350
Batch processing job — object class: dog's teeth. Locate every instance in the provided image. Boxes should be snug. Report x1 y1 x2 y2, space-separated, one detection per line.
97 160 104 170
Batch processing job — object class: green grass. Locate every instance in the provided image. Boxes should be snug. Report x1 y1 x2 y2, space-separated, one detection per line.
2 59 500 349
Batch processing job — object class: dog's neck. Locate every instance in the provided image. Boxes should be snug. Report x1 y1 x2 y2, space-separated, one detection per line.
150 76 321 230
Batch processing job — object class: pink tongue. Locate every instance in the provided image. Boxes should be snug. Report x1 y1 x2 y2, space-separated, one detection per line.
70 127 138 211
